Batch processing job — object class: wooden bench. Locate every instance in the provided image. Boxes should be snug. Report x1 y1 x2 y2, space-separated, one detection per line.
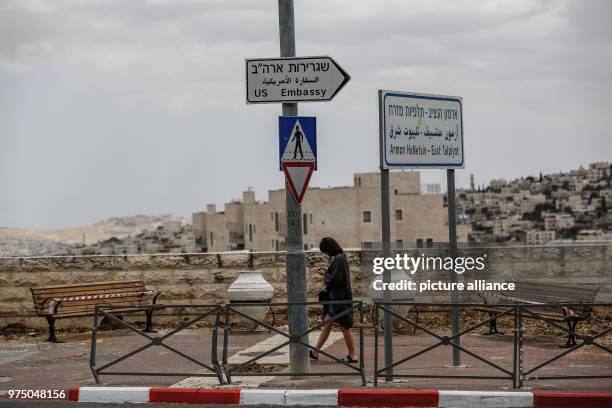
477 280 599 347
30 280 160 342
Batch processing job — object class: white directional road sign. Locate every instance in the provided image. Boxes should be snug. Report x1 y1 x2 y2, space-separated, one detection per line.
246 56 350 104
379 90 464 169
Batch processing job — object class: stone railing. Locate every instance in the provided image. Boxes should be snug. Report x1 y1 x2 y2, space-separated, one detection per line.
1 244 610 329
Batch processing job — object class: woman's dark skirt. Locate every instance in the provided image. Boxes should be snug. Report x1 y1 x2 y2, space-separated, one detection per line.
323 302 354 329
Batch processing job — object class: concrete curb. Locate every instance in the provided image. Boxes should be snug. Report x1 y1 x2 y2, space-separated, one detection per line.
65 387 612 407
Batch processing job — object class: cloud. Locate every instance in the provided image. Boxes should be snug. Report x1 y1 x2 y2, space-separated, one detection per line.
0 0 610 228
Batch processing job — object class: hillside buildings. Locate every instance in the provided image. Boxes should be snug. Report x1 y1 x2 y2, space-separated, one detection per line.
459 162 611 244
193 171 470 252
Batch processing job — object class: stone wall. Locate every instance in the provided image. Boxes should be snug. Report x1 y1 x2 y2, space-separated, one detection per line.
394 244 611 303
0 244 610 329
0 251 362 329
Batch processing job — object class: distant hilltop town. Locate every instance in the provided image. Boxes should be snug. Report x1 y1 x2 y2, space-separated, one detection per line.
0 215 189 257
1 162 609 257
458 161 611 245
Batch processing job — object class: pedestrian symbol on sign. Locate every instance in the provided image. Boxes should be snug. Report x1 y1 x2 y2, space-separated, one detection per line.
292 125 304 160
279 116 317 170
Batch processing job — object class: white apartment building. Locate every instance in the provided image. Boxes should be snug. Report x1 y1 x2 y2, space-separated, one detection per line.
526 229 556 245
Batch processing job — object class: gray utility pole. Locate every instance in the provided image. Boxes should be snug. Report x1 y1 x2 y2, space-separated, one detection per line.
278 0 310 374
378 92 393 381
447 169 461 366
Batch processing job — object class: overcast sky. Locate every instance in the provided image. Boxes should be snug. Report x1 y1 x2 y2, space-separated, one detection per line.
1 0 611 229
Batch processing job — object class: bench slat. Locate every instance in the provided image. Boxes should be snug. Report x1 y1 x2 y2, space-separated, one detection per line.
502 281 597 299
51 303 149 315
32 284 147 299
30 280 144 291
51 307 155 319
31 282 146 296
34 295 150 311
501 288 596 300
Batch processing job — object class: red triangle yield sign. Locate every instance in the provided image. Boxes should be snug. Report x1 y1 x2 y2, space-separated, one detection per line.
282 161 315 204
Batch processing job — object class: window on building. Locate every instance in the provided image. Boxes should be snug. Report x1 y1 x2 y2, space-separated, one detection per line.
248 224 253 242
426 238 433 248
396 239 403 249
416 238 423 248
309 213 313 224
274 212 279 231
362 241 373 249
304 244 308 250
272 239 275 249
303 214 308 235
363 210 372 223
395 209 403 221
210 232 214 247
275 240 279 251
270 212 274 221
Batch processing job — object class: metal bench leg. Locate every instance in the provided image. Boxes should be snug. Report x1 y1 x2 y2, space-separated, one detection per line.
492 317 503 335
484 313 503 335
143 310 157 333
45 315 61 343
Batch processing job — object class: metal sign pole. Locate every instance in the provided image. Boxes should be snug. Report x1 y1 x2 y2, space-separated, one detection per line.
447 169 461 366
378 90 393 381
278 0 309 374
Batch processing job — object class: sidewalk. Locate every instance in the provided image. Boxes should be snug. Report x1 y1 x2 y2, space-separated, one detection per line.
1 328 610 392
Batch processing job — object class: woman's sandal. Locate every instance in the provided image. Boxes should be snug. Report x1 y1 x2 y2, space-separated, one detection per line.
309 351 319 360
342 355 358 363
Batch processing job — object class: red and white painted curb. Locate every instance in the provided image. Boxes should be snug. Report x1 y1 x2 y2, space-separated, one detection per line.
66 387 612 407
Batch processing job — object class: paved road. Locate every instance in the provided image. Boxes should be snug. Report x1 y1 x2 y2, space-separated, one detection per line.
1 328 611 391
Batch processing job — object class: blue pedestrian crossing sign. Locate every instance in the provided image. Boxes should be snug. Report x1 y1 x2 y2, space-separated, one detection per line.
279 116 317 170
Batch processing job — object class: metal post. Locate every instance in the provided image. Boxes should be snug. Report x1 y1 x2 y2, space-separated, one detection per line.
378 90 393 381
513 306 519 388
90 307 100 384
447 169 461 366
373 304 379 387
278 0 309 374
517 305 524 388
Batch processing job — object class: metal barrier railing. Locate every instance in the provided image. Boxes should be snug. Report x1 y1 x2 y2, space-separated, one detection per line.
373 302 612 388
87 301 609 387
223 301 366 385
90 304 223 384
519 304 612 386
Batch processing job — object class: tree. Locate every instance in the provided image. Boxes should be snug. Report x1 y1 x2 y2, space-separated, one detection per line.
559 226 580 240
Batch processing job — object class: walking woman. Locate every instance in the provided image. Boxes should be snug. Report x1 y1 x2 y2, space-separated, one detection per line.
310 237 358 363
